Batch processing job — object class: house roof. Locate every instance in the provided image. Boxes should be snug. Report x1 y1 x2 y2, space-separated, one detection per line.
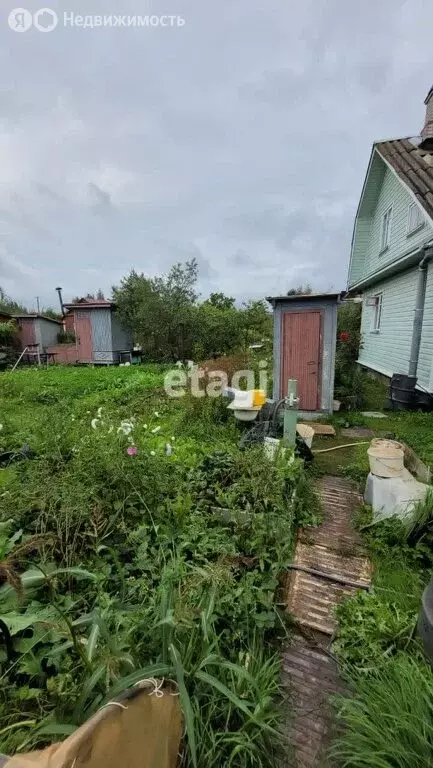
12 313 62 324
266 292 342 304
376 137 433 220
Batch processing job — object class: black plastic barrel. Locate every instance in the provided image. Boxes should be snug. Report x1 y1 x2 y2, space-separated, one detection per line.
389 373 417 411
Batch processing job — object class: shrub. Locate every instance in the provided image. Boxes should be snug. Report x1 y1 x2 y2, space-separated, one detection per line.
57 330 76 344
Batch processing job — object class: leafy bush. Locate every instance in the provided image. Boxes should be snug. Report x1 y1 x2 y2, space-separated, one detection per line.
334 590 418 671
334 302 362 407
57 330 76 344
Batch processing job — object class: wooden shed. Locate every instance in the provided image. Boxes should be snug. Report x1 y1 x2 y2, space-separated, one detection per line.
48 298 133 365
266 293 341 415
13 314 62 352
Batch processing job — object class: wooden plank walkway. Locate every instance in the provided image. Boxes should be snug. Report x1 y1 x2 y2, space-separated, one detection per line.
282 476 372 767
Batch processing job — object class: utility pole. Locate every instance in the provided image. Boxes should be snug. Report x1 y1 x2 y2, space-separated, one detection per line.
36 296 40 313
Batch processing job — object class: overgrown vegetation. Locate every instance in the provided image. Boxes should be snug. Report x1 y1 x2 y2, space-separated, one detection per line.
330 493 433 766
112 260 273 362
0 365 318 764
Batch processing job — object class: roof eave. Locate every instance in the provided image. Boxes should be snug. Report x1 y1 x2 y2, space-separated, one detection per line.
348 241 433 292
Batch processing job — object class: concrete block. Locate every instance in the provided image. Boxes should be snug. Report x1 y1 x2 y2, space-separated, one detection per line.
365 468 429 522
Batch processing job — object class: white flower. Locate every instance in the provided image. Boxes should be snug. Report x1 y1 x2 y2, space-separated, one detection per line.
143 424 148 430
97 407 103 418
151 426 161 434
91 418 99 430
171 436 175 442
86 411 91 414
165 443 173 456
71 416 75 422
118 420 134 435
154 411 159 417
150 450 156 456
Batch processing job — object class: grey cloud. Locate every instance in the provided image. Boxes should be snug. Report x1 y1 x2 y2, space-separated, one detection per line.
230 249 256 268
0 0 432 307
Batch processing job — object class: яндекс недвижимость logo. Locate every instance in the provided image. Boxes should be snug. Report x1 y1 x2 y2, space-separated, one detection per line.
8 7 58 32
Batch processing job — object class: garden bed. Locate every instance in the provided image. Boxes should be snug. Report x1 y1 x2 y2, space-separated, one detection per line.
0 365 319 765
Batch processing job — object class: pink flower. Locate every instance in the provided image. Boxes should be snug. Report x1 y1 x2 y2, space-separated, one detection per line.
126 446 138 456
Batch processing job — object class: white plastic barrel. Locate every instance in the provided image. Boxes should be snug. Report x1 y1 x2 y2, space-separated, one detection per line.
367 438 404 478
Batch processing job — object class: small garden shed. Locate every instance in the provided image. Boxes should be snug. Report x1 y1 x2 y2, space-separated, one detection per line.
13 314 62 352
266 293 341 414
48 298 133 364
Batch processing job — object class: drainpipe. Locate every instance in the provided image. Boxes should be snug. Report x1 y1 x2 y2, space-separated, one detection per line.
408 244 433 377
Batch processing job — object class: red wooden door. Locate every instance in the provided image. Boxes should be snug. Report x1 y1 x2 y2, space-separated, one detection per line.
281 311 322 410
75 312 93 361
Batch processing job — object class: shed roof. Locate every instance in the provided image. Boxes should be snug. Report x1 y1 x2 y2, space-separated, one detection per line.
64 298 114 310
375 137 433 220
13 313 62 324
266 292 342 304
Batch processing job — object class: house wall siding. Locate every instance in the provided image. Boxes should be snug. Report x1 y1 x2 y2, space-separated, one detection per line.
359 268 419 379
365 165 432 276
349 154 433 288
417 264 433 390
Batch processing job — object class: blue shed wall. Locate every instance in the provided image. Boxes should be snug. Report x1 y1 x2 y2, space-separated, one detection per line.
271 298 338 414
90 309 113 363
38 318 61 350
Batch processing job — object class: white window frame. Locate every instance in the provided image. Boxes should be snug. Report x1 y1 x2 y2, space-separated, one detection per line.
407 201 425 236
369 293 383 332
380 206 392 253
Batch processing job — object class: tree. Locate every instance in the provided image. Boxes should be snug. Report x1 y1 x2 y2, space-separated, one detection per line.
41 307 62 321
96 289 105 300
204 293 236 311
240 300 273 350
0 286 28 315
195 302 242 359
286 283 313 296
113 260 200 361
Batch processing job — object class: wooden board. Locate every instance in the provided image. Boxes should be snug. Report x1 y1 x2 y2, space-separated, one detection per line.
299 422 335 436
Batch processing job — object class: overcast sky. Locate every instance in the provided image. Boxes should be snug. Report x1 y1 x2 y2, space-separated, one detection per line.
1 0 432 308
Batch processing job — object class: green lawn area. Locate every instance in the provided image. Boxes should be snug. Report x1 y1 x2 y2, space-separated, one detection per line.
310 409 433 483
0 365 320 765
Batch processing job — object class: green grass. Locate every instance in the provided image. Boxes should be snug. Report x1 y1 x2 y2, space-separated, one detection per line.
329 655 433 768
330 499 433 764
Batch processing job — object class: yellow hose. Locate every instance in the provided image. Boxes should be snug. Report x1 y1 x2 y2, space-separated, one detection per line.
313 441 370 454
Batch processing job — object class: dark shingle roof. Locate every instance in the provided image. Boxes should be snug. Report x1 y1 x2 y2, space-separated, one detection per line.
376 138 433 220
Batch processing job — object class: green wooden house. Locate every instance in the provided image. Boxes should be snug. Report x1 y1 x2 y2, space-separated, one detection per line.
348 86 433 395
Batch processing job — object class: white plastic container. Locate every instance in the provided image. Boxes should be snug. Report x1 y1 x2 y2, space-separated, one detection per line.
264 437 281 460
367 438 405 478
296 423 314 449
